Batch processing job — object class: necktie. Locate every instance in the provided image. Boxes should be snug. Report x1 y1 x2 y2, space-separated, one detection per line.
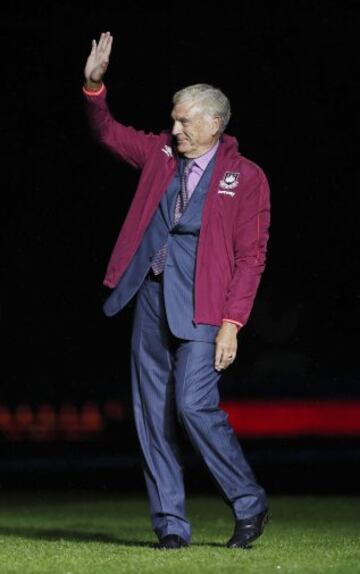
174 159 192 224
151 159 193 275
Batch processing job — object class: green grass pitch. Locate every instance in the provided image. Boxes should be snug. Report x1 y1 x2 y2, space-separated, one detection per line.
0 492 359 573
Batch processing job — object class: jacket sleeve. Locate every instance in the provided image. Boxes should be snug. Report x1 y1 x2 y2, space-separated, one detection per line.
83 83 161 170
222 168 271 327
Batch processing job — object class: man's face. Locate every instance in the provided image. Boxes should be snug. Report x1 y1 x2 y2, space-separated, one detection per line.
171 99 220 158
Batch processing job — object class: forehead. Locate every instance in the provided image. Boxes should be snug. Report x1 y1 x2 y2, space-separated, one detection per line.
171 99 205 120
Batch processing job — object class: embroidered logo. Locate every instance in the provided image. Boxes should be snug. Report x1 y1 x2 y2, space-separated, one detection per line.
161 145 173 158
219 171 240 190
218 189 236 197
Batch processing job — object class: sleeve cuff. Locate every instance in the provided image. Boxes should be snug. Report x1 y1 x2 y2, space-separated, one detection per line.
82 82 105 96
222 318 244 331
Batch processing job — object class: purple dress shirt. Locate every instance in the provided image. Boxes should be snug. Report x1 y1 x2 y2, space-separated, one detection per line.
186 141 220 198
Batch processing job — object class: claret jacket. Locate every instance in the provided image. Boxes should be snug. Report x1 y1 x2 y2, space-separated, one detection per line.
83 84 271 329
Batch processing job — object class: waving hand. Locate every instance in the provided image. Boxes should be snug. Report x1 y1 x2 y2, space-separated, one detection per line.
84 31 113 85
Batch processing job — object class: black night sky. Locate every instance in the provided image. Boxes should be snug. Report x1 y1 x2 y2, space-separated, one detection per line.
1 1 358 414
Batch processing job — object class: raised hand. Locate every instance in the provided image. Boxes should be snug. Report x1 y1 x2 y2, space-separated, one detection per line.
84 31 113 84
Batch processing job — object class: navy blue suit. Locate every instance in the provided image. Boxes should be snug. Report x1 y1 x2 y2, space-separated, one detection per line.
104 157 267 542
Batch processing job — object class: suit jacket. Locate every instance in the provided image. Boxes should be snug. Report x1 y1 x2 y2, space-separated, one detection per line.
103 155 219 341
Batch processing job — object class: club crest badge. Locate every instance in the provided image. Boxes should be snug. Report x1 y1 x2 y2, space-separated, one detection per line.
219 171 240 190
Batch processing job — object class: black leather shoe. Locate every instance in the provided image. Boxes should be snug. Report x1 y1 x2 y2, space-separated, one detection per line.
155 534 189 550
226 508 270 548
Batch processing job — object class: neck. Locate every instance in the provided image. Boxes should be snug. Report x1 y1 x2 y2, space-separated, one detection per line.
184 139 220 159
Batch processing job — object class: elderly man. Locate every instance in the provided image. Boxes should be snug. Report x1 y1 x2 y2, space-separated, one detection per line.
83 32 271 550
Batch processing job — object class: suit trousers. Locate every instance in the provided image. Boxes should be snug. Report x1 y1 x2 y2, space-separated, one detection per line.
130 275 267 543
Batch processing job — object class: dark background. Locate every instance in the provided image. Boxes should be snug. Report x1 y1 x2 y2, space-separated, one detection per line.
1 1 359 492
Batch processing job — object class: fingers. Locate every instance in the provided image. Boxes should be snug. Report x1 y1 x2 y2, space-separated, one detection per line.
215 344 224 372
215 343 237 371
97 31 113 57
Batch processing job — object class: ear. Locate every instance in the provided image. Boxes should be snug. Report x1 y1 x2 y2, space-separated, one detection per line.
211 116 221 136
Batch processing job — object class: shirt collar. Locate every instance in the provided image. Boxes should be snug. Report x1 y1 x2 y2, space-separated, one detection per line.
192 140 220 172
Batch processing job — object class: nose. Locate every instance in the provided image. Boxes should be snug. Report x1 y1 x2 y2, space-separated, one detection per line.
172 120 182 136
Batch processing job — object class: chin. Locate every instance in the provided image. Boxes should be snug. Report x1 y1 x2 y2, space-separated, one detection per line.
176 141 190 152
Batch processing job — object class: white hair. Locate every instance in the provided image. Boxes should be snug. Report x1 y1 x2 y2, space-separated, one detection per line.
172 83 231 133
